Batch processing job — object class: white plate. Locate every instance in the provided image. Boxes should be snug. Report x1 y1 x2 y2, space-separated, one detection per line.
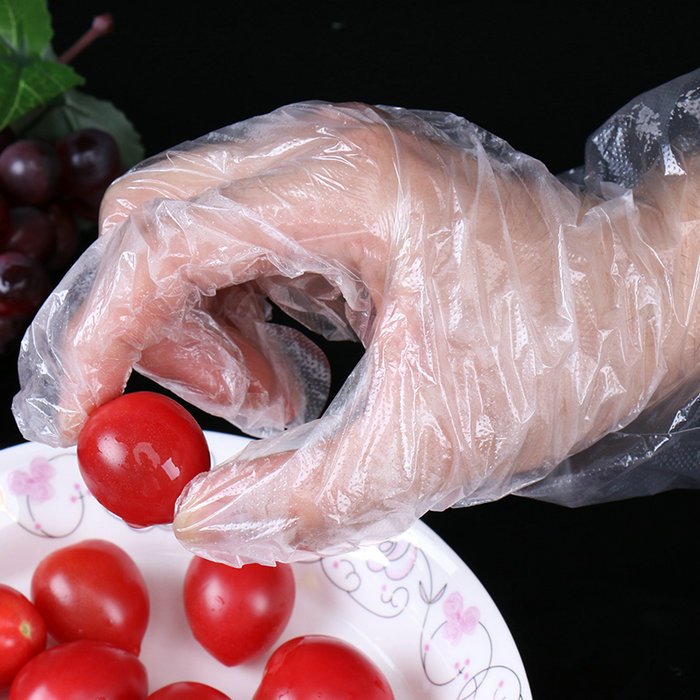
0 431 531 700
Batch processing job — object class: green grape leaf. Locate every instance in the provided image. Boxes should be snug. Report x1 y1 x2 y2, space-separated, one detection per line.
0 56 82 130
0 0 52 55
0 0 84 130
14 89 144 170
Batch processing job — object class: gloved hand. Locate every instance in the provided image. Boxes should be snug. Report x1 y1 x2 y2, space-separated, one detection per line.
12 93 700 565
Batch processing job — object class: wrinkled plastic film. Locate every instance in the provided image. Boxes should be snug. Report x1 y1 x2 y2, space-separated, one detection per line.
14 235 108 446
517 69 700 506
586 71 700 191
10 71 700 566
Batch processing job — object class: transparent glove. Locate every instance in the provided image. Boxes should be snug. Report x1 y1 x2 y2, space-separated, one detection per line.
12 75 700 565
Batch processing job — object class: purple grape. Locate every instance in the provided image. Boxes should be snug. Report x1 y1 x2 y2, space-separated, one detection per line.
6 206 56 262
67 187 107 222
0 193 10 248
0 251 50 316
45 202 79 270
0 139 61 205
57 128 121 198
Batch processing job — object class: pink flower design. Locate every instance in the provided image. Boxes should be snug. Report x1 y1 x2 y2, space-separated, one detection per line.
441 591 480 646
368 540 418 580
8 457 56 503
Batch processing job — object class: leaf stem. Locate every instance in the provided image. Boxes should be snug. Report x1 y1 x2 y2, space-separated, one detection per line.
57 13 115 65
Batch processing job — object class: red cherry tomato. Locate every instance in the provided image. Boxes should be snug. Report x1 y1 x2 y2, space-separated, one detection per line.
147 681 231 699
31 539 150 655
253 635 395 700
9 639 148 700
77 391 211 526
0 585 46 688
183 557 295 666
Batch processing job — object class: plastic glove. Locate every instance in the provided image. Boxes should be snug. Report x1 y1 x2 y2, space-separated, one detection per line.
12 78 700 565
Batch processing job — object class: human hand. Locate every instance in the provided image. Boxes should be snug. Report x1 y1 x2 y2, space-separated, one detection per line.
12 100 700 565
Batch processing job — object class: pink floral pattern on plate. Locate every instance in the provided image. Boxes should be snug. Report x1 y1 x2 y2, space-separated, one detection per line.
321 537 526 699
1 450 87 537
9 457 56 503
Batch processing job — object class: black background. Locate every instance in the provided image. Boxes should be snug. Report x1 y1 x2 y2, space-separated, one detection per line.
2 1 700 697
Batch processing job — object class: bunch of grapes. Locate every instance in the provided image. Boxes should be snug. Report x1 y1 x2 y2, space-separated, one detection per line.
0 127 121 353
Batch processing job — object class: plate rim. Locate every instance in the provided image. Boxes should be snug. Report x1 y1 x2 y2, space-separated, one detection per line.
0 430 532 699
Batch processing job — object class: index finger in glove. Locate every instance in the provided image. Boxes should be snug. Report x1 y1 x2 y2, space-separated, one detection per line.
18 194 335 446
14 103 405 446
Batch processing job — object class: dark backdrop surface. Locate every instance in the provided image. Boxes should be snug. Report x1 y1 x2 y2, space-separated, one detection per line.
2 2 699 697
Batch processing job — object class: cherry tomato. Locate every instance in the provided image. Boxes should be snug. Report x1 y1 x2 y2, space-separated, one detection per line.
253 635 395 700
9 639 148 700
183 556 295 666
0 585 47 688
31 539 149 655
77 391 211 526
147 681 231 699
